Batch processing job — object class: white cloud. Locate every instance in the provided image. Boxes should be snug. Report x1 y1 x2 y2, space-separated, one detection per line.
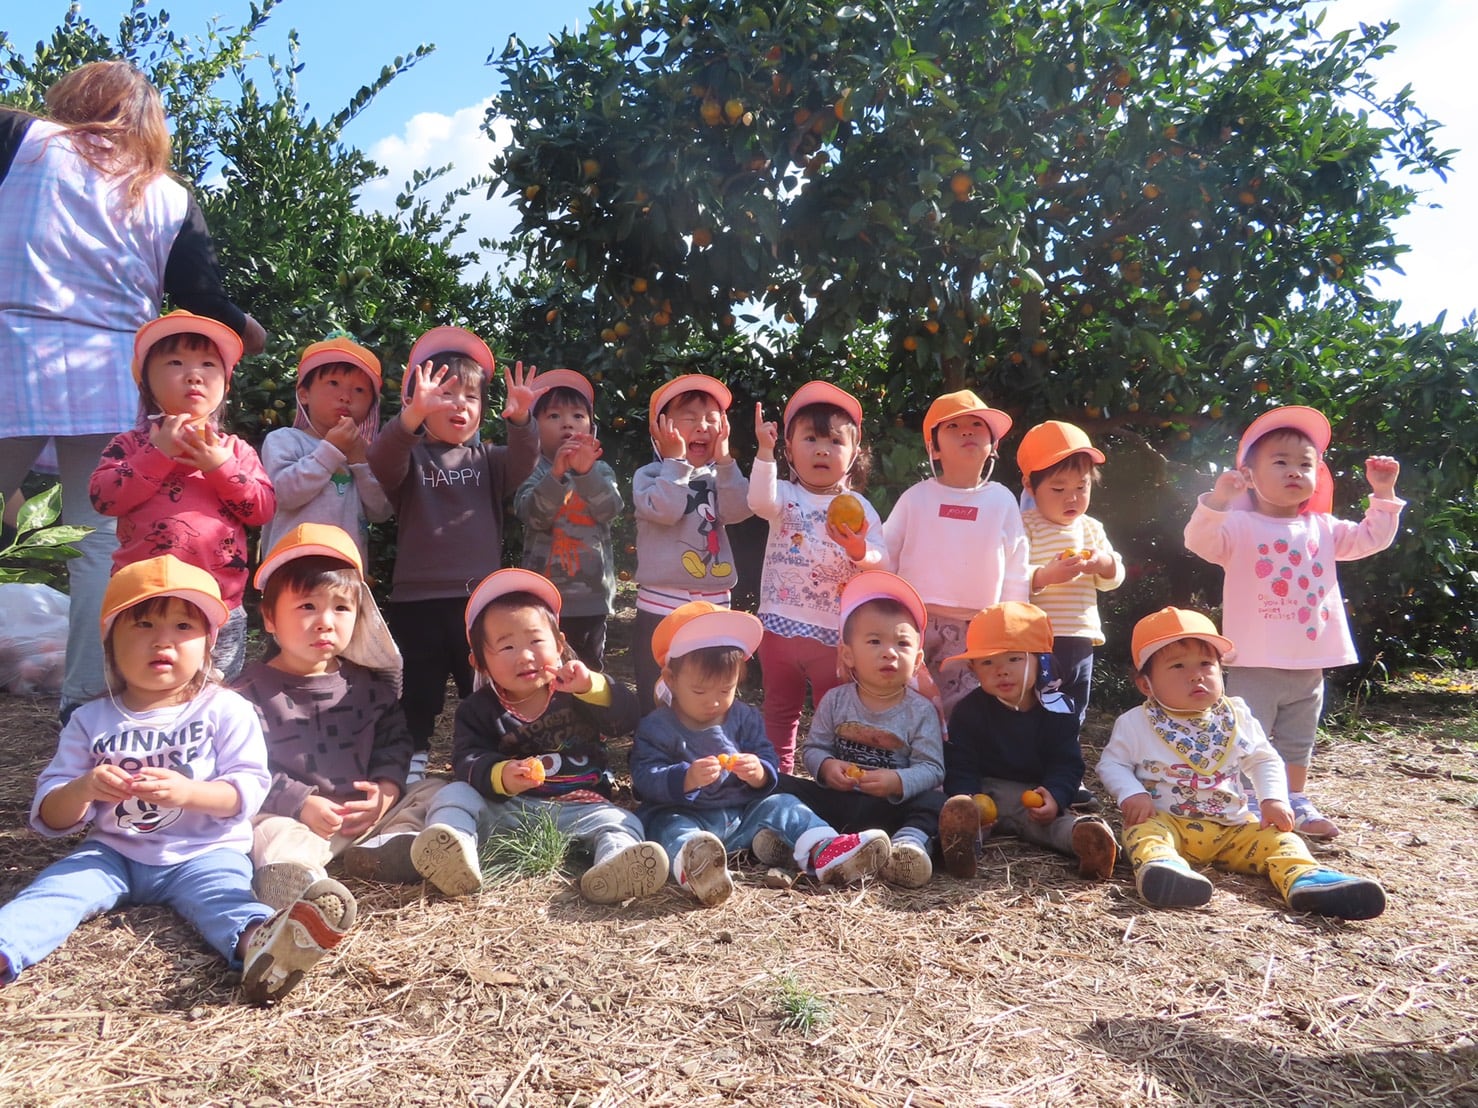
359 99 521 279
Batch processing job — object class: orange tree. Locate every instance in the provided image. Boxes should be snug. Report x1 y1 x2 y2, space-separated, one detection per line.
490 0 1477 665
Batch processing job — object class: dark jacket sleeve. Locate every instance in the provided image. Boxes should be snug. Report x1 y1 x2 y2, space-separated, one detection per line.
942 697 985 797
0 108 35 186
162 192 248 336
1039 710 1086 812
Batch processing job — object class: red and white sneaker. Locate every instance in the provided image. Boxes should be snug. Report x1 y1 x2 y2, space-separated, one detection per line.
810 829 889 885
241 878 357 1005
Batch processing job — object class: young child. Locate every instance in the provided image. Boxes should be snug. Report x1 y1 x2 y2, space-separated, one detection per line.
631 374 753 711
1096 607 1385 918
1184 406 1403 838
1016 420 1124 723
935 602 1118 881
89 310 276 679
630 602 890 904
409 570 668 904
748 381 885 772
780 572 946 888
513 368 623 670
0 555 356 1003
881 390 1029 717
367 327 540 779
259 332 392 565
233 524 434 905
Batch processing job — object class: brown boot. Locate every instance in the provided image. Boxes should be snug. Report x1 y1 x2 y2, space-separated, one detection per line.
1071 816 1118 880
938 795 981 879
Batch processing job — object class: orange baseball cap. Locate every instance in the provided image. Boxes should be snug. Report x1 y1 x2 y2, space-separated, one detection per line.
838 571 927 635
297 335 383 391
1235 405 1331 467
100 555 228 635
1131 607 1234 670
783 381 864 434
255 523 363 591
532 368 595 407
945 602 1054 663
651 601 763 667
464 569 563 642
922 389 1012 452
1016 420 1105 480
648 374 731 428
131 310 245 384
407 326 495 376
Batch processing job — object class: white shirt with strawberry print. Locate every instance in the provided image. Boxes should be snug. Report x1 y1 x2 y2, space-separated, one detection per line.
1184 493 1404 669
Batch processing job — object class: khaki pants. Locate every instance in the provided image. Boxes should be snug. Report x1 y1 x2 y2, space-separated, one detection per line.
251 778 443 872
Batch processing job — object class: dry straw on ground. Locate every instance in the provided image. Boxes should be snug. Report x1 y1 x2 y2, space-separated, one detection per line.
1 656 1475 1106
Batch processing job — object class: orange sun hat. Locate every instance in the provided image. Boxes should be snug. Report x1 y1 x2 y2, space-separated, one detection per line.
945 602 1054 663
131 310 245 384
922 389 1012 452
651 601 763 667
1130 607 1234 670
1016 420 1105 481
100 554 227 635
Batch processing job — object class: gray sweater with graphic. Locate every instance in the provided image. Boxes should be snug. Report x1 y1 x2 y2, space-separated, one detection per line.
514 456 623 618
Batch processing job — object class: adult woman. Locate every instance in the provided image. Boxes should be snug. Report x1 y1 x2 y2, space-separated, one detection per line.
0 61 264 715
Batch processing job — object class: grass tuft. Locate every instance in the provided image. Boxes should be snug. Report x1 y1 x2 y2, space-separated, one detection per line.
479 806 572 881
773 973 831 1034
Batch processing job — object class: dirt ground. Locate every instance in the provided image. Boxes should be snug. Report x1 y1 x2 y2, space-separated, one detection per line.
0 623 1474 1106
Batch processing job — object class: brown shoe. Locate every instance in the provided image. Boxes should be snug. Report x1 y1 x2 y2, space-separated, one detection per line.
938 795 981 879
1071 817 1118 880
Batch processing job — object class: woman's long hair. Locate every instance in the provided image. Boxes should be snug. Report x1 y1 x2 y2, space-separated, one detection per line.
44 61 172 211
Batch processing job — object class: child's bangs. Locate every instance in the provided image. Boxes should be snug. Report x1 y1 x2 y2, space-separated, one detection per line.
533 386 592 418
669 645 747 684
787 402 859 440
410 351 486 395
262 556 362 610
145 332 224 364
1030 451 1100 489
841 597 916 641
302 361 376 390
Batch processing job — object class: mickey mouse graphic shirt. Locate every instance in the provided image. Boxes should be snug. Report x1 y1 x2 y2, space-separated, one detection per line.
29 684 270 865
1184 493 1404 669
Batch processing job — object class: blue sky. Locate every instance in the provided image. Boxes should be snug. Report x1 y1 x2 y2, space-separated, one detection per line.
5 0 1473 327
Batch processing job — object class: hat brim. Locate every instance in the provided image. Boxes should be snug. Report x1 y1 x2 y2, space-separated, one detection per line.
1236 406 1331 467
132 312 245 383
924 404 1013 450
532 368 595 406
298 343 383 390
783 381 863 433
649 375 732 427
255 531 363 590
1134 630 1235 671
464 569 562 639
101 586 228 636
838 572 928 634
662 609 764 666
408 327 495 375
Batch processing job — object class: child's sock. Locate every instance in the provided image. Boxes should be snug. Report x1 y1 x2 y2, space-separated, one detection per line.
675 833 733 906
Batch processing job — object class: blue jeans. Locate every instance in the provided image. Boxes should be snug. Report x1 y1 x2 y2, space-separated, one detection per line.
428 781 644 867
1053 635 1096 725
643 792 831 868
0 842 270 984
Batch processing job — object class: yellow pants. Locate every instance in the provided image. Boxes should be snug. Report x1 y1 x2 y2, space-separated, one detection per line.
1123 812 1319 901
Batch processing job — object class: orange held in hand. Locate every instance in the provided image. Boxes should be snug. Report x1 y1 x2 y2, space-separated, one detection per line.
972 793 997 823
827 493 866 533
1057 548 1081 560
524 757 546 786
843 763 865 780
1021 789 1046 809
716 753 736 770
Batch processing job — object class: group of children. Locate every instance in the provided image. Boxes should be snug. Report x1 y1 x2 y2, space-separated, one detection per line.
0 310 1403 1005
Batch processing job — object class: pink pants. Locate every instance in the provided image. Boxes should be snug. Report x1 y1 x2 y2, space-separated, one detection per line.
759 630 843 773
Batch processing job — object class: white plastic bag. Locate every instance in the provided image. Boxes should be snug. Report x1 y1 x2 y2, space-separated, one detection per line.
0 583 69 697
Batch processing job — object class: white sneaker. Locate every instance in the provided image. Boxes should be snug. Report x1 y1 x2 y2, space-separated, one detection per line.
251 860 323 911
580 841 668 904
411 824 483 897
241 878 357 1005
881 839 933 888
676 833 733 906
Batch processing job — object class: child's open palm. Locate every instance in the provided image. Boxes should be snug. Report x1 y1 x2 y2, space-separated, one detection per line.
501 361 540 424
402 362 455 429
654 413 688 460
